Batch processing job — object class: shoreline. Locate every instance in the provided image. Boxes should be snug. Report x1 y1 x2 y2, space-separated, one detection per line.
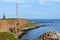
18 24 46 39
21 24 46 32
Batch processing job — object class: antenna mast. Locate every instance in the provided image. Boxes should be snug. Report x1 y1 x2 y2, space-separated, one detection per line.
16 0 19 26
16 0 18 19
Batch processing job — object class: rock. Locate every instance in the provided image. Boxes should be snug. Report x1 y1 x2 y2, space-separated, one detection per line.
35 30 60 40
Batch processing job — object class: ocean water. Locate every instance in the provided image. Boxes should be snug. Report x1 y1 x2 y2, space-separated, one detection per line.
21 19 60 40
29 19 60 23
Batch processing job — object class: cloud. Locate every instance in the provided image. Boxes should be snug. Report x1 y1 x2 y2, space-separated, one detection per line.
2 0 25 3
2 0 36 3
3 0 16 2
2 0 60 6
38 0 60 4
2 0 60 3
45 0 60 2
2 0 36 7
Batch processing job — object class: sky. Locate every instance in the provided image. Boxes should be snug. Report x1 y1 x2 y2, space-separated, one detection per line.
0 0 60 19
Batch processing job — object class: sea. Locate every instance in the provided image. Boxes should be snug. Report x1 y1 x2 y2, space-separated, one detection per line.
20 19 60 40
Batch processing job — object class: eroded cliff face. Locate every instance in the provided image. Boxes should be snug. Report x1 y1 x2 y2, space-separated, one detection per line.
0 19 30 33
35 30 60 40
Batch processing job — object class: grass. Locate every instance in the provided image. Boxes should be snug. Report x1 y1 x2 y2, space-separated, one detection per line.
3 18 28 20
23 22 33 27
22 22 36 29
5 18 17 20
0 32 19 40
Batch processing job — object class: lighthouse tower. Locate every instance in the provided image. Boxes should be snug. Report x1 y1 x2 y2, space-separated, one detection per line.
2 11 6 20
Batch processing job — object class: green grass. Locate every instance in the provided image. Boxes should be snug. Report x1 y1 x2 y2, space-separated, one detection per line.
5 18 17 20
0 32 19 40
4 18 28 20
23 22 33 28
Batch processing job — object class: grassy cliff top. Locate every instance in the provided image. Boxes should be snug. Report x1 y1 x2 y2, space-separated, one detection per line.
0 18 36 30
1 18 28 20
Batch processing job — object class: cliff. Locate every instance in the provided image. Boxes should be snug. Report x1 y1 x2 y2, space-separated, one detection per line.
0 18 35 34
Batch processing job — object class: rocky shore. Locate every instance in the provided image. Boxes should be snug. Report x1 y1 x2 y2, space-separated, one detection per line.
35 30 60 40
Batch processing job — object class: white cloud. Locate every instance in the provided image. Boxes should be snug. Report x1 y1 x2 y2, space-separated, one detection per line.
3 0 16 2
2 0 35 3
38 0 45 4
2 0 60 6
2 0 36 7
2 0 25 3
2 0 60 3
38 0 60 4
45 0 60 2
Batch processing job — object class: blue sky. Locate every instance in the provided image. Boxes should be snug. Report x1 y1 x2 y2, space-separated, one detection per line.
0 0 60 19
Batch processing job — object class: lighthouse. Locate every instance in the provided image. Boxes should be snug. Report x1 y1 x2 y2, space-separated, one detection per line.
2 11 6 20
